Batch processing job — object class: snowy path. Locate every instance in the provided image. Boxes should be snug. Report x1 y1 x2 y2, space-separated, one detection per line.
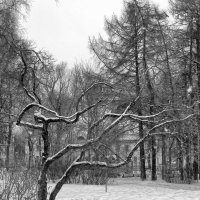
49 178 200 200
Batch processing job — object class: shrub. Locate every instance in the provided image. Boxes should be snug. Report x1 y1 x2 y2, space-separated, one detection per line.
0 168 38 200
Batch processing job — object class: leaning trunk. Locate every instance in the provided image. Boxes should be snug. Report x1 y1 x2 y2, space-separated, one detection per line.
38 167 49 200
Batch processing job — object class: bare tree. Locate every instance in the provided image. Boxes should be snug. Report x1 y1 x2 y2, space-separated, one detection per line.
13 44 198 199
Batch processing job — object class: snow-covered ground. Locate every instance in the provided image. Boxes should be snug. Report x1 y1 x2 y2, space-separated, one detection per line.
48 178 200 200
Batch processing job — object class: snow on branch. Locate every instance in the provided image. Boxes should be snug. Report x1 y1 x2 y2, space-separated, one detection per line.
148 114 195 133
16 98 102 129
53 112 196 182
87 108 171 134
46 106 195 167
47 99 102 124
17 121 43 130
46 100 135 165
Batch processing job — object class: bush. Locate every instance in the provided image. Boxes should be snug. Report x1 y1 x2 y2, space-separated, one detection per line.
0 168 38 200
79 168 109 185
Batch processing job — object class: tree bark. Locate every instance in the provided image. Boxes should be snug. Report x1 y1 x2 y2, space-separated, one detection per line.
151 135 157 181
185 138 191 181
135 32 146 180
5 89 13 170
139 121 146 180
179 148 184 181
143 27 156 181
27 136 33 170
5 122 12 170
49 166 74 200
38 123 50 200
38 166 49 200
161 135 166 180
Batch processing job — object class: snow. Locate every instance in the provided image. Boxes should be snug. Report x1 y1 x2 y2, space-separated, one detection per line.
48 177 200 200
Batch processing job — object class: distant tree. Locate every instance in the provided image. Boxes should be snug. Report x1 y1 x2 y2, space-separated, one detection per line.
170 0 200 181
0 0 29 169
90 0 175 181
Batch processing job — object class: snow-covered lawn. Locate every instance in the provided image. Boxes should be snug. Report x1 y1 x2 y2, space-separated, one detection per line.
48 178 200 200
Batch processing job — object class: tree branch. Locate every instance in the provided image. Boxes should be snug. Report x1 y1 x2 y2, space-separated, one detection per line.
75 82 112 112
46 99 134 166
46 108 195 167
49 152 84 200
17 121 43 130
20 52 38 102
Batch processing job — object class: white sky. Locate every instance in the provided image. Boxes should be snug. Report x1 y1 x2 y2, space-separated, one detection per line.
23 0 169 68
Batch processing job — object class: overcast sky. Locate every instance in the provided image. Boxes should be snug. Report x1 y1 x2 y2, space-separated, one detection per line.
23 0 169 68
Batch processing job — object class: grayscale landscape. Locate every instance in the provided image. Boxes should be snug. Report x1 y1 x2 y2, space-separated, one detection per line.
0 0 200 200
